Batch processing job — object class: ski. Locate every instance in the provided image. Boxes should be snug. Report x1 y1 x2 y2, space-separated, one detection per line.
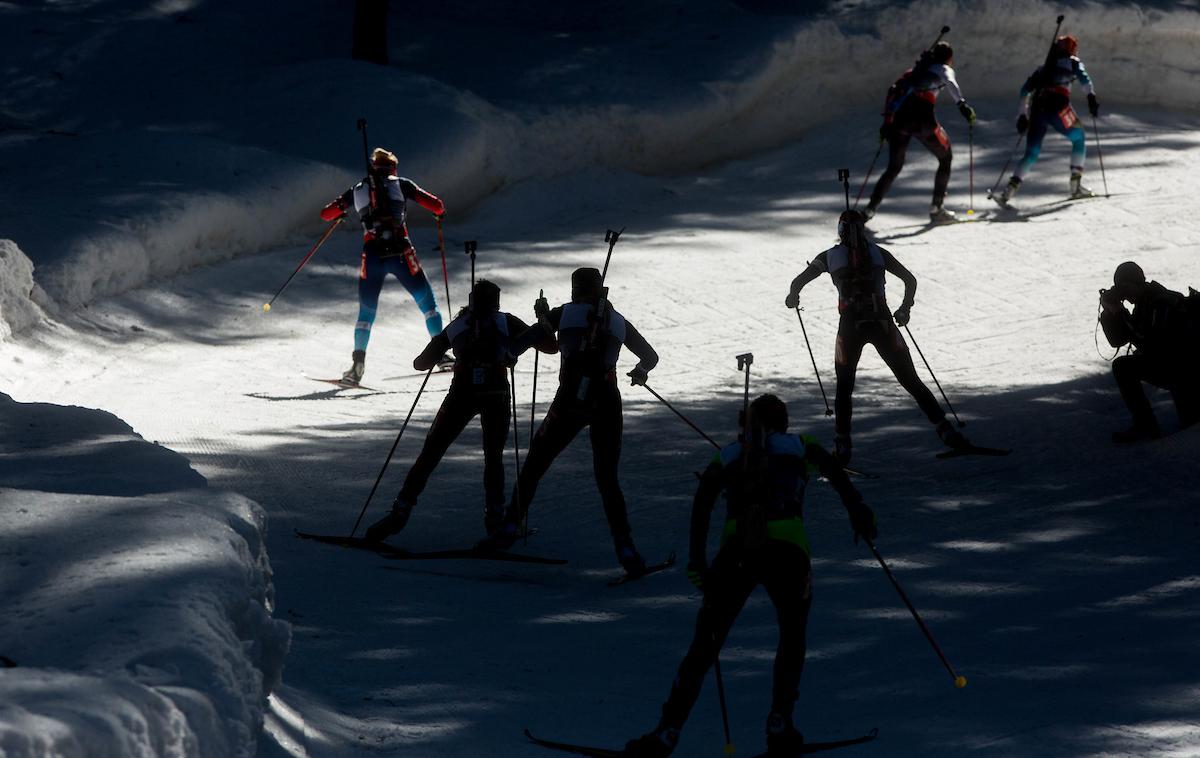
936 444 1012 459
524 729 624 757
307 377 383 392
608 552 676 587
747 727 879 756
524 727 878 757
294 530 566 565
843 466 878 480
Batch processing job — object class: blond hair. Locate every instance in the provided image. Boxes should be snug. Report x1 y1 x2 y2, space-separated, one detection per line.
370 148 398 168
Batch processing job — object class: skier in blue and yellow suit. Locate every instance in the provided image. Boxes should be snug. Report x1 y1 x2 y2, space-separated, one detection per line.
624 394 877 758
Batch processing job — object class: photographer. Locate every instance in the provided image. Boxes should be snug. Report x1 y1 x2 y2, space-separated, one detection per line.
1099 262 1199 442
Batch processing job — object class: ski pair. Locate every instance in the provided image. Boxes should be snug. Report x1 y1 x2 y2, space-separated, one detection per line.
608 552 676 587
294 530 566 565
524 727 878 757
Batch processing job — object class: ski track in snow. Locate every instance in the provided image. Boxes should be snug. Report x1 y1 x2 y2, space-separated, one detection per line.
3 102 1199 757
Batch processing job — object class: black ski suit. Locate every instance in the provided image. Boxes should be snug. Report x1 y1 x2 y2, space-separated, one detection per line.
397 309 556 513
790 242 947 442
503 299 658 540
868 60 966 212
1100 282 1200 430
655 433 873 731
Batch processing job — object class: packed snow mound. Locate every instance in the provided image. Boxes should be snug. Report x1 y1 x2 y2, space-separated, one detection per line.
0 241 48 339
0 396 290 758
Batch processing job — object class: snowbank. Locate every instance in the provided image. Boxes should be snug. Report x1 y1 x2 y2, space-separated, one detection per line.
0 241 48 339
0 394 290 757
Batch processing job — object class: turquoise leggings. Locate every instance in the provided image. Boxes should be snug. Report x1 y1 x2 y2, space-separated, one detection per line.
355 251 442 352
1016 109 1086 179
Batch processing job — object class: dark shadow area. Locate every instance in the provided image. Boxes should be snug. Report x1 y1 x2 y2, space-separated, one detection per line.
0 392 205 495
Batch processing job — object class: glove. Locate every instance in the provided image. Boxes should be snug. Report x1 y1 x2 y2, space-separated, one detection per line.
1016 114 1029 135
957 101 977 125
878 121 892 142
1087 93 1099 117
893 304 911 327
849 502 878 545
784 292 799 309
686 560 708 591
627 366 649 386
319 200 347 222
434 213 445 223
503 351 519 368
533 295 550 320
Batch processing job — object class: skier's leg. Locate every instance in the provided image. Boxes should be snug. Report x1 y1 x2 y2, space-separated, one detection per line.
759 541 814 726
355 253 385 353
917 124 953 207
477 391 512 516
589 385 630 539
657 547 757 731
508 393 586 522
394 248 444 337
872 322 945 424
1014 114 1049 181
833 318 867 442
397 390 477 503
866 133 911 213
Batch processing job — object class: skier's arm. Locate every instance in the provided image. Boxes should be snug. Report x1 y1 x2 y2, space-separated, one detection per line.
320 188 354 221
689 459 724 569
399 178 446 217
509 307 563 357
623 321 659 375
506 314 558 355
938 64 964 104
413 332 452 370
786 252 828 307
881 248 917 308
1017 69 1040 116
1073 58 1095 95
806 442 877 541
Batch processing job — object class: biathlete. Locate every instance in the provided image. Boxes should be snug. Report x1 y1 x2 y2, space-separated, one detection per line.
365 280 558 542
623 394 877 757
994 35 1100 206
785 210 969 464
320 147 450 385
482 267 659 573
865 40 977 224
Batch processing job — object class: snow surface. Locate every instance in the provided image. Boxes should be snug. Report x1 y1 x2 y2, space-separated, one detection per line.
0 394 290 757
2 0 1200 756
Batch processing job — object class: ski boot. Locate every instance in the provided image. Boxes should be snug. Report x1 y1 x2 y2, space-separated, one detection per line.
833 433 852 466
436 354 455 372
765 712 805 756
935 418 970 451
342 350 366 386
1112 417 1162 444
476 519 519 551
623 726 678 757
614 535 647 575
483 502 506 536
929 203 957 224
1069 170 1096 199
364 497 414 542
992 177 1020 207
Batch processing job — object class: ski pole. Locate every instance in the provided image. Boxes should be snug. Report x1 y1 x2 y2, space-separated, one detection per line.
436 216 452 314
510 366 528 545
864 537 966 689
464 240 477 290
853 143 884 210
349 366 436 537
838 168 851 211
529 290 543 443
1091 115 1110 198
902 324 963 427
641 384 720 450
712 630 734 756
736 353 753 442
967 123 975 215
987 134 1024 199
263 218 343 311
795 307 833 416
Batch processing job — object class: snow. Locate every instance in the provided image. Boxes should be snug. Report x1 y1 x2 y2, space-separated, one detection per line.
0 394 290 757
2 0 1200 756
